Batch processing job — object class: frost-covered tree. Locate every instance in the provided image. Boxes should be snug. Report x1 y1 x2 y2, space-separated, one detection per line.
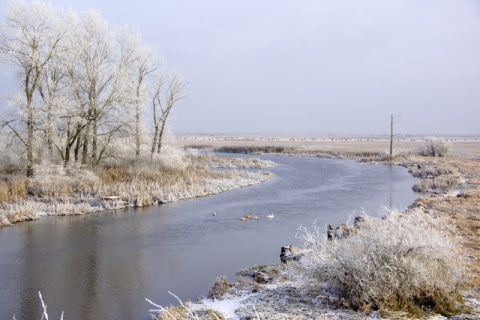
118 28 158 157
150 71 188 155
133 47 158 157
1 1 188 169
66 10 138 166
0 0 66 176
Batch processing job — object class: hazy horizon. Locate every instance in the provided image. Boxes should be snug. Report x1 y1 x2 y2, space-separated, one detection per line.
173 131 480 138
1 0 479 136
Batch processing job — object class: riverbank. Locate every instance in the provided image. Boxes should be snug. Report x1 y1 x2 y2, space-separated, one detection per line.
149 134 480 319
0 153 275 228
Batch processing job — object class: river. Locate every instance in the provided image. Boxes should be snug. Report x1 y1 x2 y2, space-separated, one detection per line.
0 154 419 319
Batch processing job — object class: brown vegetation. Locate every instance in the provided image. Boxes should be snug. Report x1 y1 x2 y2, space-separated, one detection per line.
0 155 274 228
410 157 480 290
176 134 480 158
296 209 468 317
177 134 480 314
206 276 230 299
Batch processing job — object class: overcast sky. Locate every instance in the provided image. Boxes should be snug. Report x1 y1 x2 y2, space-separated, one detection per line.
1 0 480 136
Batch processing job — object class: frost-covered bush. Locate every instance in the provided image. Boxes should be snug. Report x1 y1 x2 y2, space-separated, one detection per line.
293 208 466 316
29 162 99 196
151 145 188 171
418 138 449 157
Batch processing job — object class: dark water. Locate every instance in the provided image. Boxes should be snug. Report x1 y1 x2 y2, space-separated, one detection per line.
0 155 419 320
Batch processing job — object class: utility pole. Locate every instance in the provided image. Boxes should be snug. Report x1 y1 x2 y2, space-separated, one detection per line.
390 114 394 162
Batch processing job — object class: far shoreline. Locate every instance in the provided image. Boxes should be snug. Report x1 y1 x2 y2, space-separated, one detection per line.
175 133 480 159
148 133 480 319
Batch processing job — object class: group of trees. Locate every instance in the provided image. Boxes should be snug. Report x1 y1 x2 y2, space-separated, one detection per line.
0 0 187 176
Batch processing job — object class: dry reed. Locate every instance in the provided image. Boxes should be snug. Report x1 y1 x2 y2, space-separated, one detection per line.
0 155 273 227
293 208 468 317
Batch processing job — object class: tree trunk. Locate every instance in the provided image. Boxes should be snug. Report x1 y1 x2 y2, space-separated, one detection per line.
135 105 141 157
91 116 98 166
26 97 34 177
74 134 81 163
82 123 90 165
156 119 167 154
46 103 54 158
135 82 142 157
25 70 36 177
151 125 159 155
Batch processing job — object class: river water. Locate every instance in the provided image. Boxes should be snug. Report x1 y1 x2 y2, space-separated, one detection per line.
0 155 419 319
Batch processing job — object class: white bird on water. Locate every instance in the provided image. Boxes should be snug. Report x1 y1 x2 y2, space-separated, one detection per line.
267 213 274 219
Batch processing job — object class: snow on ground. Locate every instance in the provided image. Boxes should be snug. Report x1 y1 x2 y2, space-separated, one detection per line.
192 294 255 320
155 264 480 320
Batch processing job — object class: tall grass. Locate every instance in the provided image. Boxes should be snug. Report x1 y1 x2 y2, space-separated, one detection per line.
412 175 463 192
97 164 272 205
0 177 28 203
186 153 276 169
408 161 463 193
28 162 100 197
146 292 230 320
0 152 273 227
292 208 467 316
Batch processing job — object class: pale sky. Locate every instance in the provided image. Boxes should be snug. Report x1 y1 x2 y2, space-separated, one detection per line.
1 0 480 135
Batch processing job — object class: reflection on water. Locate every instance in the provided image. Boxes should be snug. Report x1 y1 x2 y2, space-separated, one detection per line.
0 155 419 320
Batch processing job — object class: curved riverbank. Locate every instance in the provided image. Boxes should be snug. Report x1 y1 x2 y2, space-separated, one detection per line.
0 154 275 228
3 150 422 320
150 144 480 319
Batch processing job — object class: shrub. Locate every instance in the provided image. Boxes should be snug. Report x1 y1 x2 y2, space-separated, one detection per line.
206 275 230 299
293 209 467 316
418 139 449 157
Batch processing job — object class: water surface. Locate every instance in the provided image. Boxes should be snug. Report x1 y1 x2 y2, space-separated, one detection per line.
0 155 419 319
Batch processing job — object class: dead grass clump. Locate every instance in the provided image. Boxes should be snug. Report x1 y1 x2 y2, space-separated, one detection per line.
0 151 273 226
413 188 480 291
447 212 480 290
97 166 134 183
206 275 230 299
408 164 455 178
155 305 190 320
28 163 99 197
412 190 480 216
155 306 225 320
0 177 28 203
412 175 462 192
0 201 39 226
96 164 272 205
293 208 468 316
129 194 153 207
187 154 276 169
147 293 227 320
